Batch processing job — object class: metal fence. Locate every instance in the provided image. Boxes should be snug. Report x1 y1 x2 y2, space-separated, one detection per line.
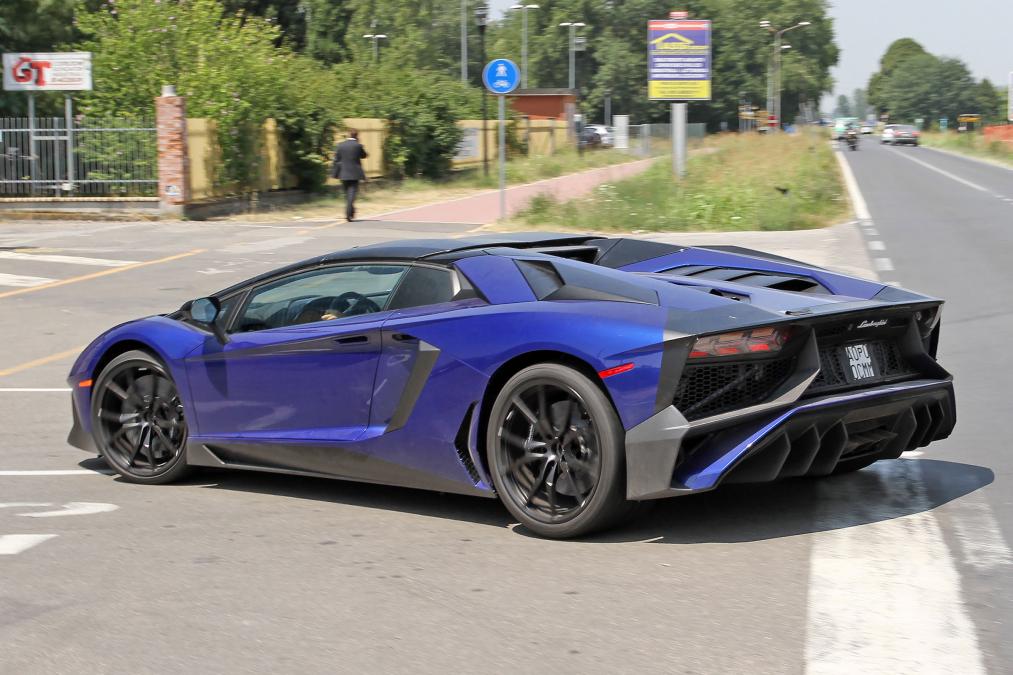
0 117 157 197
624 122 708 157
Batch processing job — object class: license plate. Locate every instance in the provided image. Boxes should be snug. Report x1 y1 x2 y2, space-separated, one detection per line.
839 343 878 383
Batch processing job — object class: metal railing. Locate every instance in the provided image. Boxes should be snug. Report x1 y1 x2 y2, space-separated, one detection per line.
0 117 157 197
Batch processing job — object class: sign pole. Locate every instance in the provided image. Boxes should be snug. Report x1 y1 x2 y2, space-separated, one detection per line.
673 103 687 178
482 58 519 220
498 95 507 220
1008 71 1013 122
27 93 37 195
648 17 710 180
65 95 75 192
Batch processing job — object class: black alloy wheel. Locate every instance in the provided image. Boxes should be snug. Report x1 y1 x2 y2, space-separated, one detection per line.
487 363 630 538
92 350 191 484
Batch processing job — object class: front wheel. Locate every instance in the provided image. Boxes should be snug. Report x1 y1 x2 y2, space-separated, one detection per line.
91 350 191 484
486 363 630 539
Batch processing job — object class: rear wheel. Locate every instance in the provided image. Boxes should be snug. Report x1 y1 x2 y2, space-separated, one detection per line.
91 350 191 484
486 363 630 539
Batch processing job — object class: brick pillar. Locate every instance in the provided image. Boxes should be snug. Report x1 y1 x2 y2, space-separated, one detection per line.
156 85 190 217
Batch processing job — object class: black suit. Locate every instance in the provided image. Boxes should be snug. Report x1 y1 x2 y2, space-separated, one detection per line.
331 138 368 220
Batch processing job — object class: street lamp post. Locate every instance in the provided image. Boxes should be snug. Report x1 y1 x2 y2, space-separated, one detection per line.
461 0 468 83
759 19 810 131
510 4 539 90
363 19 387 63
476 3 489 176
558 21 586 91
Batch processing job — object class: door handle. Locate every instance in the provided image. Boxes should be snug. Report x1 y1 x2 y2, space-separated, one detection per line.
335 335 368 345
391 333 418 343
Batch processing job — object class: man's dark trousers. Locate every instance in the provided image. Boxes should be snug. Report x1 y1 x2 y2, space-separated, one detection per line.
341 179 359 220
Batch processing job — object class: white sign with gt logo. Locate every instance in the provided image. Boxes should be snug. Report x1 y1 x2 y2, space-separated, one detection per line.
2 52 93 91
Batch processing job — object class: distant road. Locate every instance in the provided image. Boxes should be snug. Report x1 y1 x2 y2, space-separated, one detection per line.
836 138 1013 673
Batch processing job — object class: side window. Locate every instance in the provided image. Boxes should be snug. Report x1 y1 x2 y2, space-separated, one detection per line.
387 265 458 310
234 264 407 333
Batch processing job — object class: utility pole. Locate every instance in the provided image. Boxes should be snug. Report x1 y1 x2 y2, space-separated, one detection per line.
363 19 387 63
461 0 468 83
476 3 489 176
558 21 586 91
759 19 810 131
510 4 539 89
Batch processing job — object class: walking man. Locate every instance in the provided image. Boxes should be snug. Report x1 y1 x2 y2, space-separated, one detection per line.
331 129 368 222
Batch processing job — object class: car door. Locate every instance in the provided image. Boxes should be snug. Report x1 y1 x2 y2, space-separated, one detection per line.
184 263 409 443
370 264 485 431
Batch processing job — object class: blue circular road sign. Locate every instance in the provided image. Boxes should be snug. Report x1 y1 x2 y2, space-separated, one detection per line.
482 59 520 94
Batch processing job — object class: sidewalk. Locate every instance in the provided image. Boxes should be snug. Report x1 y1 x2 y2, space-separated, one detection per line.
370 157 657 225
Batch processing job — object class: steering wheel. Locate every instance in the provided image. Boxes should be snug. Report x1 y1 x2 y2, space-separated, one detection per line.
332 291 380 316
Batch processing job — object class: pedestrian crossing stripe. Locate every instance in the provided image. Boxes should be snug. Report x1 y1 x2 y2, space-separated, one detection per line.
0 272 55 288
0 251 137 267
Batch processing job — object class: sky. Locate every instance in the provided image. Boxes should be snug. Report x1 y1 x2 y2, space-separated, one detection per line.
489 0 1013 110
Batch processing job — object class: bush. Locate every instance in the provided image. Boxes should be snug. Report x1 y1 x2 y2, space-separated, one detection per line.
73 0 343 191
334 63 481 179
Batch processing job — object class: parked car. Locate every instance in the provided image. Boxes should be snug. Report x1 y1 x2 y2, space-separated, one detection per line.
579 126 603 148
882 124 920 146
584 124 614 147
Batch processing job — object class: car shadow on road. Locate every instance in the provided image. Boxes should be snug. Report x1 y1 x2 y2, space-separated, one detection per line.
575 458 994 545
78 456 993 544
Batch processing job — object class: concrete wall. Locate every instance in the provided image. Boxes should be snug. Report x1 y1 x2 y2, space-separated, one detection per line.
186 118 298 201
524 119 570 157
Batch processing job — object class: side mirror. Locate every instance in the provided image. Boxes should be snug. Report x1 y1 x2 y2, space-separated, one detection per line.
184 296 228 344
189 297 220 324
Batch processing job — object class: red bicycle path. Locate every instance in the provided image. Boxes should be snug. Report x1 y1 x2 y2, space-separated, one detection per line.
369 157 657 226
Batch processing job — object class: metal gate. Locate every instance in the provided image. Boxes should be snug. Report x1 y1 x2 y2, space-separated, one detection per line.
0 116 157 197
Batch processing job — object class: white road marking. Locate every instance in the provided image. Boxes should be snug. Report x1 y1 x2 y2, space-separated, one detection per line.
0 502 52 509
873 257 894 272
0 388 72 393
805 460 985 674
0 469 113 476
0 272 55 288
18 501 118 518
834 150 871 221
891 150 989 193
863 226 880 236
0 251 136 267
867 240 886 251
0 534 57 555
950 493 1013 571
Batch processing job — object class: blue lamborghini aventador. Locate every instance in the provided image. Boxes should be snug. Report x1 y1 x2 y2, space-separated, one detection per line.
67 233 955 538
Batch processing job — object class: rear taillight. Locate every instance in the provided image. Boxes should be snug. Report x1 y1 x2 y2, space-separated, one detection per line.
689 326 792 358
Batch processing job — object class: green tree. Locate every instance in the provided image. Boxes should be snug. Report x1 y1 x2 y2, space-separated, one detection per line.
74 0 344 189
975 78 1004 123
867 38 927 113
834 94 851 118
0 0 77 114
852 88 868 119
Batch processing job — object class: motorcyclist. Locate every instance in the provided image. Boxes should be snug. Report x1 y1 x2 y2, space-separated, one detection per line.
844 122 859 150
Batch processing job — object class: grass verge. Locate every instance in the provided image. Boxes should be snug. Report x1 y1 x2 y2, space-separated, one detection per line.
515 131 850 232
920 131 1013 167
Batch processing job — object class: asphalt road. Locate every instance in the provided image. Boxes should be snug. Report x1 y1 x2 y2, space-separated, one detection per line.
0 142 1011 674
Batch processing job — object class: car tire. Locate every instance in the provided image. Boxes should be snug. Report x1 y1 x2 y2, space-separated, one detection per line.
91 350 192 484
486 363 629 539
